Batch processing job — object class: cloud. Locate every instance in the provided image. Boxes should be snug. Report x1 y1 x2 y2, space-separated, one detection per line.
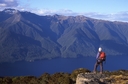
30 9 128 22
111 12 128 22
85 12 128 22
1 4 128 22
0 0 127 22
28 9 83 17
0 0 18 7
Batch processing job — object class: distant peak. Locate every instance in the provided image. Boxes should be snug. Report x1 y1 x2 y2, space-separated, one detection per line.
53 14 63 18
54 14 60 16
3 8 19 14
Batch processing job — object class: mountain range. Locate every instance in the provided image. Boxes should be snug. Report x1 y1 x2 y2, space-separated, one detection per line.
0 9 128 62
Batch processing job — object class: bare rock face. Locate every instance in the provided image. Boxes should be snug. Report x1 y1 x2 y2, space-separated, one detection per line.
76 73 109 84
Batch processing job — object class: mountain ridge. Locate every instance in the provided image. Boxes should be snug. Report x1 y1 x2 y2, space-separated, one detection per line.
0 9 128 62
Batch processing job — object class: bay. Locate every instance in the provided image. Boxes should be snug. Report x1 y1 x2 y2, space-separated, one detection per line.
0 55 128 77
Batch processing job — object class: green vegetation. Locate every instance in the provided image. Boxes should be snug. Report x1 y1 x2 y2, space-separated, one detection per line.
0 68 128 84
0 68 90 84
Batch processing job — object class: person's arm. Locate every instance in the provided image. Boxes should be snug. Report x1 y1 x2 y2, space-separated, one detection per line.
96 52 100 59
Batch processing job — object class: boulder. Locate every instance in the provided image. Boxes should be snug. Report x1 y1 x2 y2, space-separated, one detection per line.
76 73 110 84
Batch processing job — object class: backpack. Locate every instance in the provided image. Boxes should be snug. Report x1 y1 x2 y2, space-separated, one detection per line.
99 51 106 61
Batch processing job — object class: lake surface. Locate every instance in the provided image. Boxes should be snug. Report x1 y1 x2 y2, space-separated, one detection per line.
0 55 128 77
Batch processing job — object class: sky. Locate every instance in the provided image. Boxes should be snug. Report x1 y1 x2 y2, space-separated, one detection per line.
0 0 128 22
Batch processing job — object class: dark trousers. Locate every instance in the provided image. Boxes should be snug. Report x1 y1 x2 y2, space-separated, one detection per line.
94 59 103 73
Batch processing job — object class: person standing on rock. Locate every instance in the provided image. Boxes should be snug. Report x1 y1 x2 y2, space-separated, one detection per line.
93 47 106 74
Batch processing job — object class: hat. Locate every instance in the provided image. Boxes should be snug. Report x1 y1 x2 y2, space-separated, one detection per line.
98 47 102 52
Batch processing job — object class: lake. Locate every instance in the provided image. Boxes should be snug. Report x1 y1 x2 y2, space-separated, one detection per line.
0 55 128 77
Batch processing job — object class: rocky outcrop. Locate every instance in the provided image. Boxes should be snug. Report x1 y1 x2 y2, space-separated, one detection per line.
76 73 110 84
